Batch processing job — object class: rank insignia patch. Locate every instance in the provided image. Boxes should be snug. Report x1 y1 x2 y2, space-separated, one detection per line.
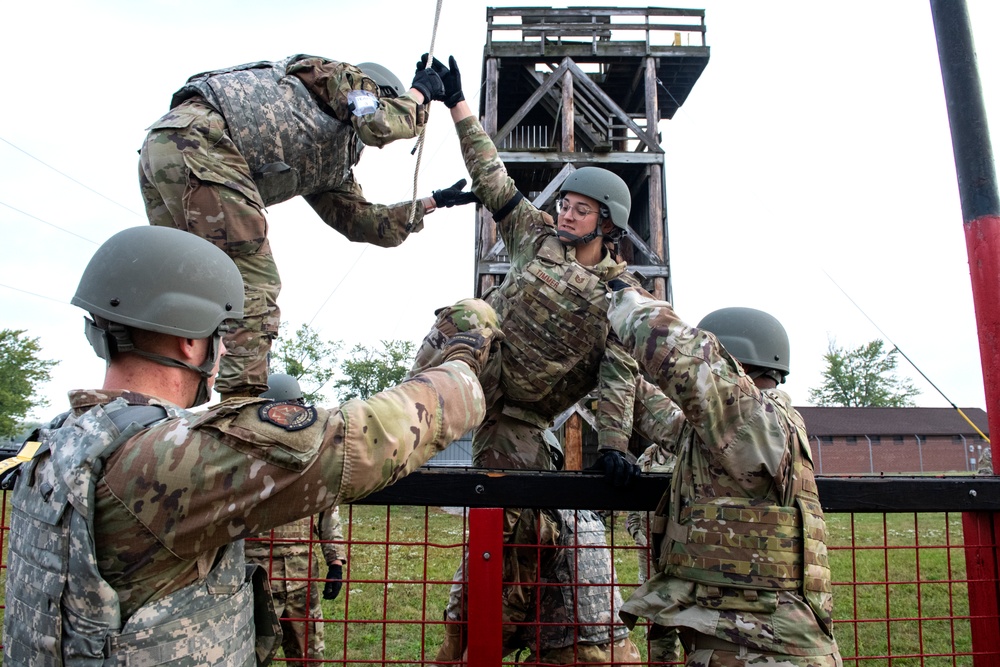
258 401 318 431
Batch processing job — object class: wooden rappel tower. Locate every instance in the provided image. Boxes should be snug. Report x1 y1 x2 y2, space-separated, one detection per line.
474 6 710 466
475 6 710 303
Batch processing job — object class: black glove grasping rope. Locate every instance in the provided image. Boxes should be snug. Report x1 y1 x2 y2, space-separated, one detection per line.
410 63 445 103
417 54 465 108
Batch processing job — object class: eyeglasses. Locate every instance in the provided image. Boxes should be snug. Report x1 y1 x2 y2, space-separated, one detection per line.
557 198 597 218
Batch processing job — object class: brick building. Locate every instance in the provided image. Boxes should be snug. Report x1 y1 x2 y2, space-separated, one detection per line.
797 406 990 475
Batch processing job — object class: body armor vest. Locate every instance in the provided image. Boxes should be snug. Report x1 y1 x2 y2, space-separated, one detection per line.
2 399 272 666
171 55 359 206
489 235 610 413
535 509 630 649
652 393 834 636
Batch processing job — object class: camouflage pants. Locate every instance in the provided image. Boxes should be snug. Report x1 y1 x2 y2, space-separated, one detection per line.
271 583 326 664
684 646 842 667
138 99 279 397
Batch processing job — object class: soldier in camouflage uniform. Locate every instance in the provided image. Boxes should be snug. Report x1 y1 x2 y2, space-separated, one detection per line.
606 285 842 667
245 374 345 664
139 55 476 399
977 446 993 475
504 507 639 663
627 441 678 585
1 226 493 666
409 55 641 664
626 441 683 663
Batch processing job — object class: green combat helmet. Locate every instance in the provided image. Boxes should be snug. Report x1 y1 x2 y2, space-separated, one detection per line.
261 373 304 403
558 167 631 245
697 307 790 384
357 62 404 98
72 225 245 405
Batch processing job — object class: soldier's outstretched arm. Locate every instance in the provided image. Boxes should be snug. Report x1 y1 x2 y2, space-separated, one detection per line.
606 288 787 491
101 360 485 559
595 336 638 453
304 172 432 246
448 96 549 257
631 376 685 451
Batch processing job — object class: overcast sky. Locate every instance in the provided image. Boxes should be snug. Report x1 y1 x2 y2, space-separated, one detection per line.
2 0 997 419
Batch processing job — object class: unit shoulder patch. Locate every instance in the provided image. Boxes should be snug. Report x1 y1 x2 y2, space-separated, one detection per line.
257 401 318 431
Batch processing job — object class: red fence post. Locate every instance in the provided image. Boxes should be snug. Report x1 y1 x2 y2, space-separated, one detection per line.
962 512 1000 666
467 508 504 665
930 1 1000 661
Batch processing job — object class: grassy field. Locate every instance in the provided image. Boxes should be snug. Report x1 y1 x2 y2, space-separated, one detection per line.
292 506 980 665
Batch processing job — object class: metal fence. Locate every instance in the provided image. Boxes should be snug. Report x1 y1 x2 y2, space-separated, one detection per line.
2 471 999 665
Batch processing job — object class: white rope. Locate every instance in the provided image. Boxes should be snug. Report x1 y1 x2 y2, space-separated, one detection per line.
406 0 445 231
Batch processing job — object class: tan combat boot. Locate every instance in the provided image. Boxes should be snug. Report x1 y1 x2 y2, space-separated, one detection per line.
432 621 467 666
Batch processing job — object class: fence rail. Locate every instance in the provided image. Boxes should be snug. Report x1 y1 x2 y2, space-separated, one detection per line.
2 471 998 665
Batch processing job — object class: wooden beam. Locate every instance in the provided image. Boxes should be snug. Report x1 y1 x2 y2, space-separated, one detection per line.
498 151 664 164
644 56 667 299
525 68 609 151
561 68 574 152
493 60 571 144
565 413 583 471
563 58 661 151
478 58 500 297
484 58 499 135
624 225 663 264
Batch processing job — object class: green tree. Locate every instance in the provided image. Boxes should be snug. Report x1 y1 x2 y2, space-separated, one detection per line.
0 329 58 437
808 338 920 407
335 340 416 401
268 323 342 404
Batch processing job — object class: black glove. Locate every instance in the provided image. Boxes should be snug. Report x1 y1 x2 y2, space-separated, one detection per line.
433 179 479 208
410 63 445 103
440 55 465 108
441 328 503 377
417 54 450 77
588 449 641 487
323 563 343 600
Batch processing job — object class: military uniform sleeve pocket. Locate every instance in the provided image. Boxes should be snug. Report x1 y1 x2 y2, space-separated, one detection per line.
194 400 326 472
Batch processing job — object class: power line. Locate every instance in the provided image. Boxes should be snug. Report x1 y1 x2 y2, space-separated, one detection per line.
822 268 989 443
0 200 100 245
307 246 369 327
0 282 69 305
0 136 144 218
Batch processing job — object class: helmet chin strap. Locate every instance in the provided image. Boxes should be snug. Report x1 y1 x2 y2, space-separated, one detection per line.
747 367 786 385
131 333 223 407
557 226 603 246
